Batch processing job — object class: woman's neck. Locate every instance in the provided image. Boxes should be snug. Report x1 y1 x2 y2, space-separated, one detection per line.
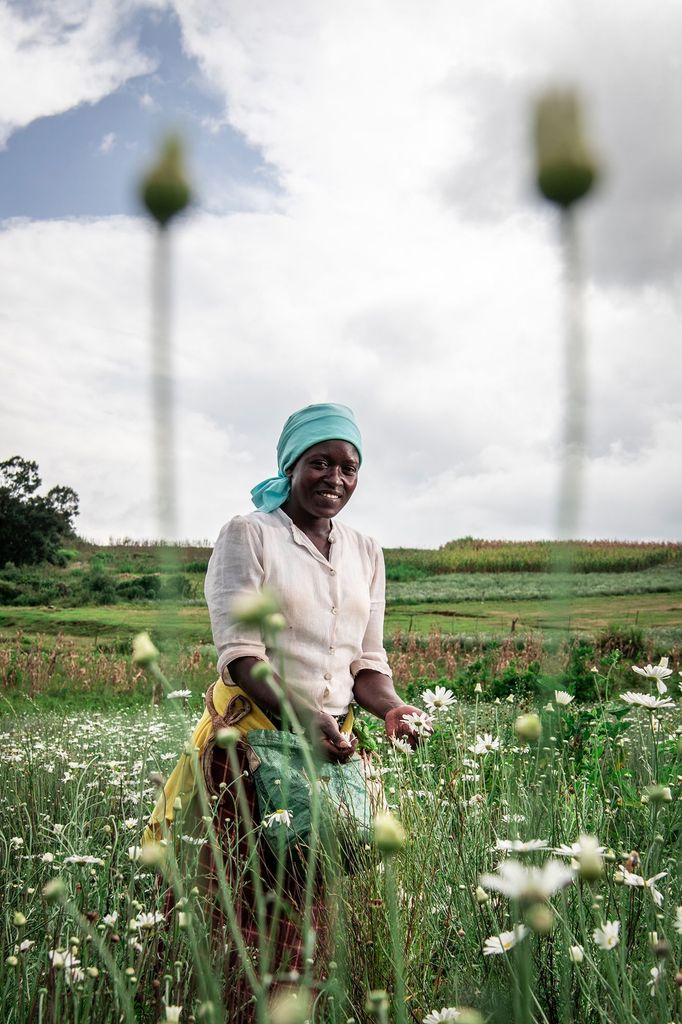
281 501 332 550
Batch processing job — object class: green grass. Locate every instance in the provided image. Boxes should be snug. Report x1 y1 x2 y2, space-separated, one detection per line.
2 582 681 647
386 567 682 604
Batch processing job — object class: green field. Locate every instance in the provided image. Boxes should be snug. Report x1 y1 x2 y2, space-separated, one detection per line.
1 579 680 645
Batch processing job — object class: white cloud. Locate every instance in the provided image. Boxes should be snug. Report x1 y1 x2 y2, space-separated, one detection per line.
1 1 681 544
0 0 161 147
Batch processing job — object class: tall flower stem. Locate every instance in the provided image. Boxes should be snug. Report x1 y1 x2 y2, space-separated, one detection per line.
151 225 177 546
556 206 587 557
383 855 407 1024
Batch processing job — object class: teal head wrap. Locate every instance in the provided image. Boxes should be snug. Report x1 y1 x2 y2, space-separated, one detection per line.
251 403 363 512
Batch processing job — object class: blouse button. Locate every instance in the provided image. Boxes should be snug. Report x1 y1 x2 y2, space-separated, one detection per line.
331 606 337 615
324 672 332 680
329 646 335 653
330 568 336 575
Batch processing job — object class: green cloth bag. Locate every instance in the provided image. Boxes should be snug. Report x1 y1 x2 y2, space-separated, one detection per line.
245 728 375 854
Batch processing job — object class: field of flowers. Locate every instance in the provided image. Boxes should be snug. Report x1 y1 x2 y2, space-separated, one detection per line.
1 655 681 1023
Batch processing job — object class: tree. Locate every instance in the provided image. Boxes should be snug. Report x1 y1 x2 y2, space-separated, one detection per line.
0 457 80 567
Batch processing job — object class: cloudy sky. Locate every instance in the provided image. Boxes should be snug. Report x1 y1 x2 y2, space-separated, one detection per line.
1 0 681 547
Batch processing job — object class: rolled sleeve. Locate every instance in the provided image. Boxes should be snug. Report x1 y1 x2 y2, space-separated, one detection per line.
350 540 392 680
204 516 268 680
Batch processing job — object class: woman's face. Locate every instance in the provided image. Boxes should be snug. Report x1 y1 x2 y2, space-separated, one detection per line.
285 440 360 519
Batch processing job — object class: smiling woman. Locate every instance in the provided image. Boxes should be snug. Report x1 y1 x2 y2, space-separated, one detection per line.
146 402 423 1016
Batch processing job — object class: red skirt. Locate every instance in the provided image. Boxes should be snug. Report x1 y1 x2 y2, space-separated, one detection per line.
195 741 329 1020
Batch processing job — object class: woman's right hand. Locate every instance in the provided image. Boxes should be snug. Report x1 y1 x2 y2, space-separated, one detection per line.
312 711 357 763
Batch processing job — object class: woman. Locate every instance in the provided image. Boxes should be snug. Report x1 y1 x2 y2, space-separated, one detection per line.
147 403 424 1012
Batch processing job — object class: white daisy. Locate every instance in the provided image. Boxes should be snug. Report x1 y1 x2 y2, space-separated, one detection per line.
167 690 192 700
554 690 575 706
480 859 574 902
264 809 293 828
620 693 674 710
621 867 667 908
632 658 672 695
423 1009 461 1023
469 733 500 756
422 686 457 712
483 925 529 955
593 920 619 950
401 711 434 735
495 839 549 854
389 735 414 755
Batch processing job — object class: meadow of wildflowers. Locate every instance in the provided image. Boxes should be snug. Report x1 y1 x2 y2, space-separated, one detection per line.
1 654 680 1023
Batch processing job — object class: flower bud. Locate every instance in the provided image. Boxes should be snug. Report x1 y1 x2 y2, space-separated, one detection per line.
533 89 600 207
365 990 390 1017
5 955 18 967
132 631 159 667
514 713 542 742
526 903 554 934
373 811 406 855
267 989 311 1024
87 966 99 978
140 135 191 228
569 944 584 963
215 727 241 748
42 877 65 902
475 885 489 905
231 589 281 626
646 785 672 804
457 1012 484 1024
13 912 27 927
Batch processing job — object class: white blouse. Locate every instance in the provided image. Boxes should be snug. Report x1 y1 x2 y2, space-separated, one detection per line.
204 507 392 716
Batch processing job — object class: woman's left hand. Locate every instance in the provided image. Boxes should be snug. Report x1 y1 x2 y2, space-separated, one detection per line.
384 704 433 748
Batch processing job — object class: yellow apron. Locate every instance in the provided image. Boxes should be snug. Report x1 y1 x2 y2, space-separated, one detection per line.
143 678 353 844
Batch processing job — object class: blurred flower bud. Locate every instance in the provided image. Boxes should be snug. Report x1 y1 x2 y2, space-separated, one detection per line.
475 885 489 905
132 631 159 667
365 990 390 1018
250 661 275 683
533 89 600 207
457 1012 484 1024
569 944 584 963
373 811 406 855
527 903 554 934
215 727 241 748
5 955 18 967
231 588 281 626
42 877 65 902
267 989 311 1024
264 612 286 633
675 968 682 988
13 912 27 927
173 796 183 812
576 835 603 881
140 135 191 228
651 936 672 960
514 713 542 742
613 870 624 884
645 785 673 804
87 966 99 978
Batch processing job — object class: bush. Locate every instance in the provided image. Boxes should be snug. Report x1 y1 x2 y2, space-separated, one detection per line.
79 569 117 605
185 560 209 573
596 623 646 661
116 574 162 601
